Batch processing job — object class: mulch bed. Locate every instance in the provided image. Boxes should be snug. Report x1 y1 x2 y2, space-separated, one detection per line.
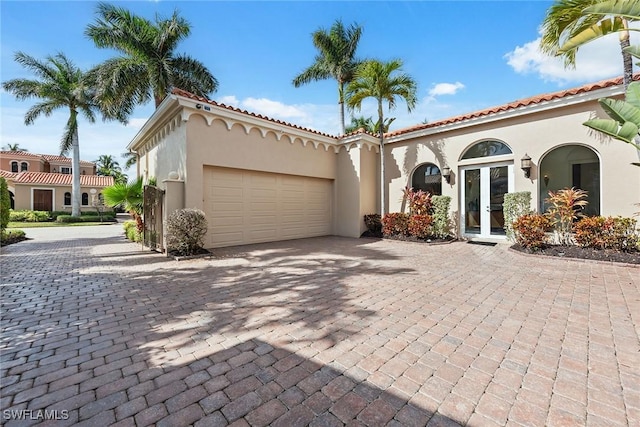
361 231 456 245
0 235 28 247
511 244 640 265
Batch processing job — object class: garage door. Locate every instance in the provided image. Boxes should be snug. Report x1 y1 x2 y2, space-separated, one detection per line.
203 167 333 248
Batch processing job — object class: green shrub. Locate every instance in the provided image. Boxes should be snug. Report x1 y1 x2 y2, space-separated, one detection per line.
574 216 638 251
123 220 141 242
431 195 452 238
382 213 410 236
51 210 115 219
0 178 9 232
1 229 26 246
9 210 50 222
408 214 434 239
503 192 532 242
513 214 550 250
55 215 103 223
363 214 382 235
166 208 208 256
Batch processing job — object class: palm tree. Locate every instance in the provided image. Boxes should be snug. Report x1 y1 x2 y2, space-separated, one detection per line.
540 0 634 88
102 177 143 231
122 151 137 169
293 19 363 135
346 59 417 215
2 143 27 152
95 154 127 184
86 2 218 118
345 115 395 134
2 52 112 217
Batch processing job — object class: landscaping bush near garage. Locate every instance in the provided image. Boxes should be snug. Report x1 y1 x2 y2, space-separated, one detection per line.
510 188 640 264
123 220 141 242
166 208 209 256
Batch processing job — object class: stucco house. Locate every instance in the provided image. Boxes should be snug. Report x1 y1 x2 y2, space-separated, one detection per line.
127 76 639 249
0 151 113 211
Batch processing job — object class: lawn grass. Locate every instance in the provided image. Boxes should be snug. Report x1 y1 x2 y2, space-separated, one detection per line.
8 221 117 228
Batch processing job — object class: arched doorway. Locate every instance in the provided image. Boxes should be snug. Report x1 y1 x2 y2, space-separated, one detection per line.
411 163 442 195
539 145 600 216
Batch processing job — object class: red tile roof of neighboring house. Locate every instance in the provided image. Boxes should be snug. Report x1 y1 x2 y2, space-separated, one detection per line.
171 88 337 139
0 151 45 160
41 154 95 166
386 75 636 138
12 172 113 187
0 170 18 180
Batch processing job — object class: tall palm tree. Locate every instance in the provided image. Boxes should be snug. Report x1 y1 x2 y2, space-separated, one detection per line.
2 52 110 217
346 59 417 215
540 0 634 88
122 151 137 169
293 19 363 135
345 115 395 134
86 2 218 118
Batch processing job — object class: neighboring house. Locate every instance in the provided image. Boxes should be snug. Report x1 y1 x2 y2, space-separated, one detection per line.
128 76 640 249
0 151 112 211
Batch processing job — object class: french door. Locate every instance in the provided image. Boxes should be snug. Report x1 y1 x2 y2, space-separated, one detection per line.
461 163 513 238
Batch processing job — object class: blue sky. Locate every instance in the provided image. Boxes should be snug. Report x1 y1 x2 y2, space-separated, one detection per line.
1 1 635 173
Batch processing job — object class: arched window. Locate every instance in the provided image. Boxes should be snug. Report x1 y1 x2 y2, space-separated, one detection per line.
20 162 28 171
411 163 442 196
82 193 89 206
11 161 18 173
461 140 512 160
64 192 71 206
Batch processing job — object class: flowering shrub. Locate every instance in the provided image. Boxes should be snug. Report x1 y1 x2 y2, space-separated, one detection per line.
545 187 588 245
431 195 452 238
574 216 638 251
166 208 208 256
513 214 550 250
403 187 432 215
382 213 410 236
408 215 434 239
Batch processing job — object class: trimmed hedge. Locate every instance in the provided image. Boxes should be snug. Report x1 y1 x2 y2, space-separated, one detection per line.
9 210 50 222
51 210 115 219
56 215 104 223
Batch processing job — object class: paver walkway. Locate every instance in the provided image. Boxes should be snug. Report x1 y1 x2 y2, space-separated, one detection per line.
1 225 638 426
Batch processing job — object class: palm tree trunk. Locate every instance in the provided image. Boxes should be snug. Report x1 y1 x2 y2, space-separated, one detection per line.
378 100 386 215
339 82 346 135
620 30 632 91
71 126 81 217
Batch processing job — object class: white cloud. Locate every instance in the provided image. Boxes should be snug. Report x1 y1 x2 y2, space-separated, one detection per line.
218 95 239 107
242 97 308 119
504 26 637 84
428 82 465 97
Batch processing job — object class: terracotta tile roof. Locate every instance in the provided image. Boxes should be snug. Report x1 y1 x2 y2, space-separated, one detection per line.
171 88 337 139
0 151 45 160
0 170 18 180
386 75 636 138
41 154 94 166
12 172 113 187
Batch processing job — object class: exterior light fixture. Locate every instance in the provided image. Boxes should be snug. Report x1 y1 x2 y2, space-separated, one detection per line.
521 154 532 178
442 166 451 184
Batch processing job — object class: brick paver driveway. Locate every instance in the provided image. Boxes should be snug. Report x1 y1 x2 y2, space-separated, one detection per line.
1 225 638 426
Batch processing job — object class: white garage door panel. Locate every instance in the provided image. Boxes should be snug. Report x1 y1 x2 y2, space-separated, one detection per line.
204 167 332 248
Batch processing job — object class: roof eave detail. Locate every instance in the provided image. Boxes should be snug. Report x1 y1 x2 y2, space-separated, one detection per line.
386 85 624 144
127 95 180 152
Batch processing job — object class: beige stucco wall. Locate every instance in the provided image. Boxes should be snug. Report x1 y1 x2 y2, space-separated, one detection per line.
1 156 45 172
386 100 640 227
184 115 338 212
13 184 107 212
138 122 187 189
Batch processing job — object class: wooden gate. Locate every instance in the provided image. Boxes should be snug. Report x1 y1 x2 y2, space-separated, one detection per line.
143 185 164 252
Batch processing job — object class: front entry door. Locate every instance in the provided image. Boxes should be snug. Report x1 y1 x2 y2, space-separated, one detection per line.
33 189 53 211
461 164 513 238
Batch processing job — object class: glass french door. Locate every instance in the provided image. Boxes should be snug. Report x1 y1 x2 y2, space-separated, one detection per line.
461 163 513 238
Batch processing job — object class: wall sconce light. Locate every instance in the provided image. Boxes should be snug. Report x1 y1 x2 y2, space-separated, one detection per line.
520 153 532 178
544 174 549 187
441 166 451 184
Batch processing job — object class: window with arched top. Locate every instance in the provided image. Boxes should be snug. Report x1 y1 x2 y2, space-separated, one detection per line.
64 192 71 206
11 161 18 173
411 163 442 196
461 140 512 160
20 162 28 171
82 193 89 206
